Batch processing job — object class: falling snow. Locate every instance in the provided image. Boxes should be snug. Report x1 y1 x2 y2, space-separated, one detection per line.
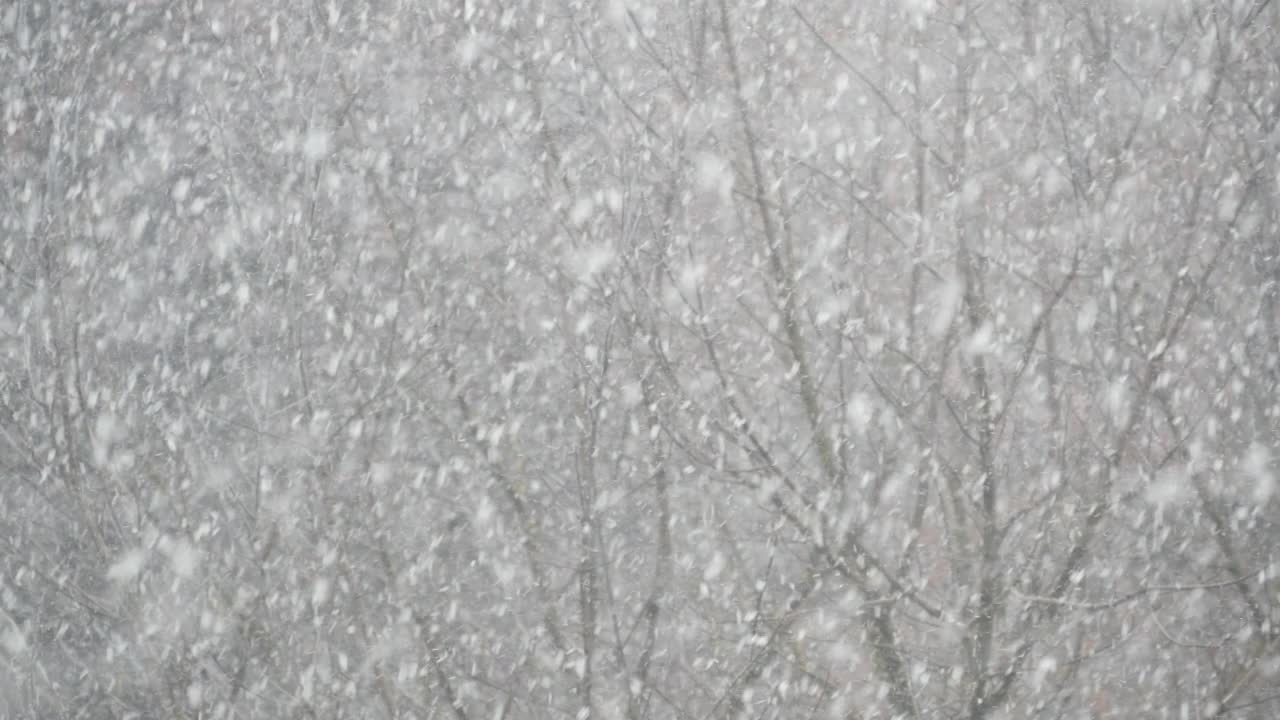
3 1 1280 718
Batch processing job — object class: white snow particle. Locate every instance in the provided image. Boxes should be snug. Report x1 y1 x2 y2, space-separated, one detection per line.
964 321 995 357
303 128 331 161
1106 379 1130 427
1 627 27 655
621 382 644 407
107 549 146 583
570 196 595 226
1243 444 1275 504
677 262 707 295
456 32 491 67
930 275 964 337
847 393 874 435
1145 467 1190 508
961 176 983 208
171 176 192 203
1076 298 1098 333
129 209 151 242
92 412 121 467
568 243 616 283
601 0 627 26
169 540 198 578
312 577 331 607
187 680 203 708
703 552 726 581
694 152 735 202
